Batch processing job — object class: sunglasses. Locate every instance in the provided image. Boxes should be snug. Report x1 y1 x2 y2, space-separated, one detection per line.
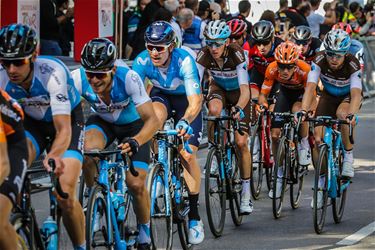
255 40 271 46
146 43 170 53
85 70 112 80
295 40 309 46
277 63 295 70
0 56 31 68
206 39 227 48
325 51 345 59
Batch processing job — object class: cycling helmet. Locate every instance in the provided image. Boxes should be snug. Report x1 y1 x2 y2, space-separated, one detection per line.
292 26 312 42
204 20 231 40
274 41 300 64
332 22 353 36
145 21 175 45
227 19 247 38
81 38 117 71
251 20 274 42
0 24 37 59
323 29 351 53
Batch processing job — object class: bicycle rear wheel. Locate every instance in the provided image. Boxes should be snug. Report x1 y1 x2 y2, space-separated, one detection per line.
332 147 347 223
147 163 173 250
272 137 288 219
11 213 36 250
229 148 243 226
250 125 263 200
290 144 304 209
205 148 226 237
86 185 113 249
313 145 329 234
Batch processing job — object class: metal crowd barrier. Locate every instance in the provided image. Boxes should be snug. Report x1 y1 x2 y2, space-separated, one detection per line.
359 36 375 98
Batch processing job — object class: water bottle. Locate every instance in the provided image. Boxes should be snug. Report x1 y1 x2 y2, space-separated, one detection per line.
175 179 181 204
110 191 119 210
41 216 58 250
116 190 125 222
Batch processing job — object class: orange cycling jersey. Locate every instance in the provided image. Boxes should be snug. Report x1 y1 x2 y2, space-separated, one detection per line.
0 114 5 143
261 60 310 95
0 89 24 141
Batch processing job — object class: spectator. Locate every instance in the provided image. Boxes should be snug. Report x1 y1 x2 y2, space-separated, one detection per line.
178 8 194 30
183 0 206 52
361 3 375 36
214 0 229 19
164 0 183 45
275 0 290 37
284 0 309 27
348 1 374 36
260 10 276 27
56 0 74 56
129 0 165 59
40 0 73 55
235 0 252 37
298 1 312 19
197 0 211 22
179 0 186 10
307 0 337 37
210 2 222 21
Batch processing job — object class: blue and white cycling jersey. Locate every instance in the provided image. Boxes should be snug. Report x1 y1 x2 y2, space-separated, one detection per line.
132 48 202 96
72 60 150 125
0 56 80 122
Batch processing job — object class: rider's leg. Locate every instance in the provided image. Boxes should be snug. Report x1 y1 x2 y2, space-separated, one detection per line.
207 98 223 141
0 195 17 250
293 101 311 165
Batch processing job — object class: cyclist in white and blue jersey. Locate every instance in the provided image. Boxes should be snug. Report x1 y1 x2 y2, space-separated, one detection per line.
132 21 204 245
0 24 86 250
196 20 253 215
72 38 159 249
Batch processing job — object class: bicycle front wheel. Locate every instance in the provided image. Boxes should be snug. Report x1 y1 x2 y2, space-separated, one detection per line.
313 144 329 234
290 144 305 209
272 136 288 219
250 125 263 200
229 148 243 226
332 147 347 223
205 148 226 237
11 213 36 250
86 185 113 249
176 172 192 250
147 163 173 250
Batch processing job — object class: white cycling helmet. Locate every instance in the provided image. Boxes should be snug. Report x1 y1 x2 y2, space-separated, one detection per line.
204 20 231 40
323 29 351 53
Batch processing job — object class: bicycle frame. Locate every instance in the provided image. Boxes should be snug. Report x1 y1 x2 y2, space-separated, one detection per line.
259 111 273 168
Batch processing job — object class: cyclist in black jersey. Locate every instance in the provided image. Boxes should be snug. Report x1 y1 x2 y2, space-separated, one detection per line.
291 26 321 64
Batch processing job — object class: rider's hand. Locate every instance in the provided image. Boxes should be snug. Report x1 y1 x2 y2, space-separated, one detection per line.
231 106 245 120
346 113 357 126
294 110 307 123
119 137 139 156
256 103 268 113
43 156 64 177
176 119 193 139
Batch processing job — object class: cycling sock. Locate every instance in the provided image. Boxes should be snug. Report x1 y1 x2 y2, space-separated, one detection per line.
318 175 326 188
73 242 86 250
344 149 354 163
188 194 201 221
241 178 251 199
277 167 284 178
301 136 309 150
138 222 151 244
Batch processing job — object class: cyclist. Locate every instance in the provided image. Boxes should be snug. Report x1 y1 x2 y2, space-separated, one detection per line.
243 20 284 100
132 21 204 245
0 24 86 249
300 30 362 206
196 20 253 215
258 41 311 198
291 25 321 64
0 89 28 250
227 18 248 49
72 38 159 249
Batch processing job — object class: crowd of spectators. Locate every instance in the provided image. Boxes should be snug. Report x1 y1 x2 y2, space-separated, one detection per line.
37 0 375 57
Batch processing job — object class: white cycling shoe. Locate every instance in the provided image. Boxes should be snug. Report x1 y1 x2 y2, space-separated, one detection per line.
240 198 254 215
268 178 283 199
188 220 204 245
311 190 323 209
342 161 354 178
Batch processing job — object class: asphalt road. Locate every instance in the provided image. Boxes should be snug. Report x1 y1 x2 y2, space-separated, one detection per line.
31 99 375 250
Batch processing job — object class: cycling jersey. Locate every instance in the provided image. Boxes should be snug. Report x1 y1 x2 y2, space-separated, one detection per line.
72 60 150 125
0 114 4 143
0 56 81 122
244 37 284 74
132 48 202 96
307 52 361 97
300 37 321 64
0 89 24 142
262 60 311 95
196 43 249 91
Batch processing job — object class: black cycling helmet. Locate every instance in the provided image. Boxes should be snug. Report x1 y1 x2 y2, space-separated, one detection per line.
145 21 175 45
0 24 37 59
251 20 275 42
292 25 312 43
81 38 117 71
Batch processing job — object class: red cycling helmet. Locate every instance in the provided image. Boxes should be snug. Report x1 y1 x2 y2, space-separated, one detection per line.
227 19 247 38
332 22 353 36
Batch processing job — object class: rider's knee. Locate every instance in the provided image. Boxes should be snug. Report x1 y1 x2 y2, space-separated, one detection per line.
336 110 347 120
235 136 248 149
271 129 281 142
58 196 76 213
127 178 146 196
208 104 222 116
180 150 195 164
314 136 323 147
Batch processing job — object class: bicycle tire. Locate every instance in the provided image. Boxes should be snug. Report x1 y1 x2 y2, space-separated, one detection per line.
250 125 263 200
78 173 86 207
147 163 173 250
86 185 113 249
290 142 304 209
265 166 273 191
313 145 329 234
332 147 347 223
205 148 226 237
11 213 36 250
229 148 243 226
176 172 192 250
272 136 288 219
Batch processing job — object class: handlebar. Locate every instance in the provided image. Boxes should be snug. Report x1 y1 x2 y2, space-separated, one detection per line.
48 159 69 199
155 130 193 154
204 115 244 136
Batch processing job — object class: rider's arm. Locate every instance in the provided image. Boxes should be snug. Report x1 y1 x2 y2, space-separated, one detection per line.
0 116 10 185
126 71 159 145
301 62 320 111
236 61 251 109
348 70 363 115
49 115 72 158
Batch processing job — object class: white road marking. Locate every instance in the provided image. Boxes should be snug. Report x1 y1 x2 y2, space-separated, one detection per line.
336 221 375 245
